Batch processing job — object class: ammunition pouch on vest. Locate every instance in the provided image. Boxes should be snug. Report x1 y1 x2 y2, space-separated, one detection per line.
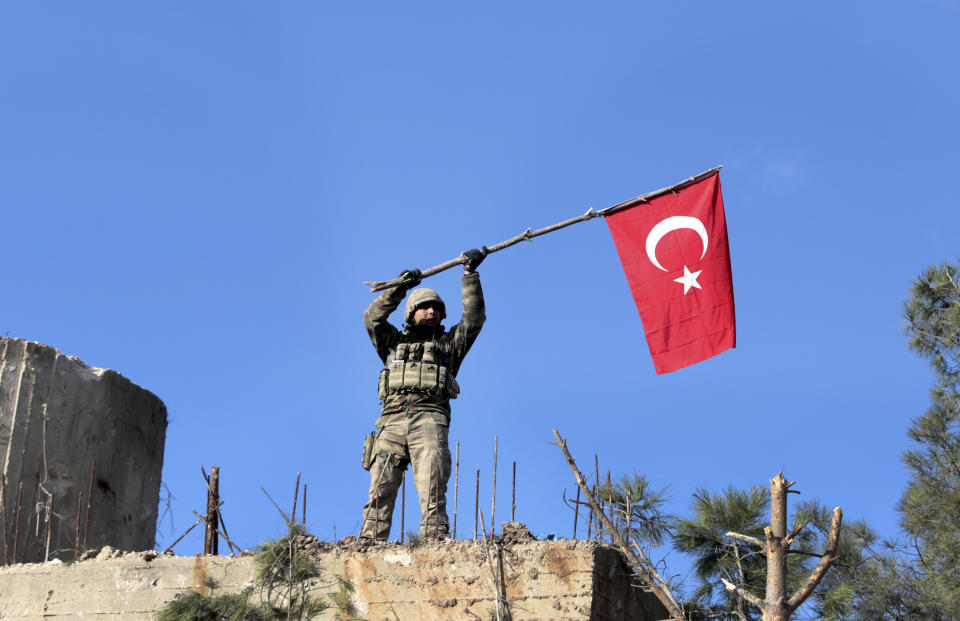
377 340 460 401
361 431 376 471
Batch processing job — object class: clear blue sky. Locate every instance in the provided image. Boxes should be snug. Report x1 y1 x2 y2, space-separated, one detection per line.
2 1 958 584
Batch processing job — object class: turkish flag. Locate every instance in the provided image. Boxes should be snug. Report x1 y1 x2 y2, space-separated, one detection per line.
605 172 735 374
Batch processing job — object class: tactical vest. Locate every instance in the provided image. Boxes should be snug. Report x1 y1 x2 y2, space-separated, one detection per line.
378 340 460 401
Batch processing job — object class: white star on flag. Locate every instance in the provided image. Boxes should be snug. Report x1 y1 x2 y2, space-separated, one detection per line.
674 265 702 294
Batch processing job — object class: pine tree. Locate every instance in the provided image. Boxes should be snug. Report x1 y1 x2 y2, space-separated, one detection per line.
597 472 672 547
817 260 960 620
673 487 762 619
896 260 960 617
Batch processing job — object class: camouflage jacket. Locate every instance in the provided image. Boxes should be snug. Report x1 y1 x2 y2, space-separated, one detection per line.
364 272 485 416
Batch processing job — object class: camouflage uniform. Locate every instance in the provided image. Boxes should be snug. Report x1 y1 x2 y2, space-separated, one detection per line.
359 272 485 540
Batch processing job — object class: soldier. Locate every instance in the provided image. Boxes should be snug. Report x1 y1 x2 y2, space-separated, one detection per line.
359 248 487 541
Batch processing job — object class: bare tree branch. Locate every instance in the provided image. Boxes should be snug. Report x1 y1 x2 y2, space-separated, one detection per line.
721 578 764 609
783 522 804 547
365 167 722 291
552 429 686 621
730 542 750 621
786 507 843 614
726 531 764 547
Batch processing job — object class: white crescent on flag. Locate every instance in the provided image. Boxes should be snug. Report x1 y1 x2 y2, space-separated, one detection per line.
644 216 709 272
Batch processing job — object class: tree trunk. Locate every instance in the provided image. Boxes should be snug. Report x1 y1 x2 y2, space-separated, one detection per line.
724 471 843 621
763 473 789 621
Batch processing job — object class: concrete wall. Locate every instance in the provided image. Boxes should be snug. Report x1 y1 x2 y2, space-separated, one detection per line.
0 338 167 563
0 541 668 620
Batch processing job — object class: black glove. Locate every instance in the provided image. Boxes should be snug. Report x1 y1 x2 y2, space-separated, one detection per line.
398 269 422 288
462 247 487 271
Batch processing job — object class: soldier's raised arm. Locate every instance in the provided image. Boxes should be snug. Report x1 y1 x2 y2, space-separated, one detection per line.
364 269 421 363
448 250 486 370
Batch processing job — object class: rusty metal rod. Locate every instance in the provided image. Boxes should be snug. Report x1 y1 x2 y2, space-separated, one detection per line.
400 472 405 544
490 436 498 536
594 455 600 541
606 470 613 544
203 467 239 555
216 506 239 555
204 467 220 555
473 469 480 540
291 471 301 528
212 527 241 557
35 480 41 538
74 492 82 560
44 492 53 562
211 467 220 555
302 484 307 527
161 517 204 555
586 486 593 541
511 461 516 523
83 460 95 552
573 486 581 540
191 510 240 555
453 442 460 540
13 482 23 563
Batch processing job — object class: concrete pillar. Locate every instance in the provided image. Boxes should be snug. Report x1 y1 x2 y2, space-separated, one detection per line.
0 337 167 563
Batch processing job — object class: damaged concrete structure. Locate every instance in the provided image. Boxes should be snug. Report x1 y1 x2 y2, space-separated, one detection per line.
0 538 669 620
0 337 167 563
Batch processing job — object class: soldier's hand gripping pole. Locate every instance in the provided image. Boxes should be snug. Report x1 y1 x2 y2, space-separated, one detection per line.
363 166 722 292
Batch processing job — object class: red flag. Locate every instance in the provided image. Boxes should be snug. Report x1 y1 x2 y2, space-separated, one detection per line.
605 171 735 374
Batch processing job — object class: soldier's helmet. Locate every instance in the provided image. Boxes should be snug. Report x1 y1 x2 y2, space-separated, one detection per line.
405 288 446 324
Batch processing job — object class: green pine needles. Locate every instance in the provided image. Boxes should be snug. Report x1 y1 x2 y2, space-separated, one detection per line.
155 521 361 621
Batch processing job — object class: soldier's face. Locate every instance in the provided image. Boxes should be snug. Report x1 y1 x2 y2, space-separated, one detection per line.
413 303 441 326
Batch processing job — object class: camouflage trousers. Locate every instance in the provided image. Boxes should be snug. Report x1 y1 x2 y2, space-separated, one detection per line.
359 409 451 541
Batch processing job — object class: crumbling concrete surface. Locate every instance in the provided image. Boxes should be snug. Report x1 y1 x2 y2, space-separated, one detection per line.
0 536 668 620
0 337 167 563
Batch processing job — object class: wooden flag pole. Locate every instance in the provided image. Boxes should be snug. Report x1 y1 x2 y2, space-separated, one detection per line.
365 166 722 292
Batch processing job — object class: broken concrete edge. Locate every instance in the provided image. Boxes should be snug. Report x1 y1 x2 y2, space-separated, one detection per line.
0 531 670 620
8 337 156 391
17 520 540 566
3 534 612 570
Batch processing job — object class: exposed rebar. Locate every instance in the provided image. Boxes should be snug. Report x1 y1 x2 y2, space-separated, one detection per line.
593 455 600 542
291 471 301 528
572 486 580 540
13 482 23 564
490 436 498 536
162 517 204 556
74 492 82 561
453 442 460 540
44 492 53 562
82 460 95 552
204 466 220 555
606 470 613 544
511 461 516 522
474 469 480 540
